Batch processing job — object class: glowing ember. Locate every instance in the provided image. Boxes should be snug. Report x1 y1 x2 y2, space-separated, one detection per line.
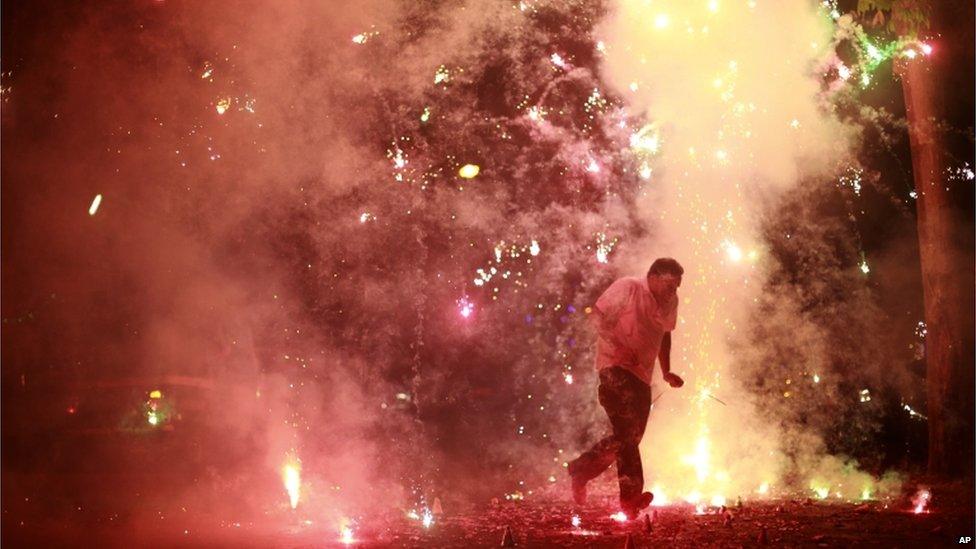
457 296 474 318
215 97 231 115
571 514 581 528
339 524 355 544
458 164 480 179
149 389 162 399
282 458 301 509
911 488 931 514
88 194 102 216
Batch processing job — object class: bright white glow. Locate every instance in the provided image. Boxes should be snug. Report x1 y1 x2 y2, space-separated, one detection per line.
459 164 480 178
283 460 301 509
654 14 670 28
88 194 102 216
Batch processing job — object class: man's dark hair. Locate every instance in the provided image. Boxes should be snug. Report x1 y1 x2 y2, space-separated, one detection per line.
647 257 684 278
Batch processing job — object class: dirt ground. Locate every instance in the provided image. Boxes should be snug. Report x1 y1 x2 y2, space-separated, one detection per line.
3 477 973 548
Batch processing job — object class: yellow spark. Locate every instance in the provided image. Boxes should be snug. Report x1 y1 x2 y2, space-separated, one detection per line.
88 194 102 216
420 106 431 122
458 164 480 179
149 389 163 399
215 97 231 115
813 374 820 383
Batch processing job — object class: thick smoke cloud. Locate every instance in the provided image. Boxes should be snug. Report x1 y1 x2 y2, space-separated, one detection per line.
4 0 937 533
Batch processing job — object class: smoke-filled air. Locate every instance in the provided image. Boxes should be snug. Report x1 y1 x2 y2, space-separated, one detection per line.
3 0 973 546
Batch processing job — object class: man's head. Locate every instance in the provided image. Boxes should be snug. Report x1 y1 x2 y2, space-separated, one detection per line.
646 257 684 301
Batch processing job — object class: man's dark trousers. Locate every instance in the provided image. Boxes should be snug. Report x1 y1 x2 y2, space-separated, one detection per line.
569 366 651 504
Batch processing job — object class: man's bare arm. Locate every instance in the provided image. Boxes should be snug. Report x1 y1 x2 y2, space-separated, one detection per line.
659 332 671 374
659 332 684 388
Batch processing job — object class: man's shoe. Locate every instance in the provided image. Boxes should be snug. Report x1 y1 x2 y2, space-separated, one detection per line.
622 491 654 519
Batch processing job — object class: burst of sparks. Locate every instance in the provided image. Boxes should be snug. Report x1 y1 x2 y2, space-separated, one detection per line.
912 489 931 514
723 240 743 263
458 296 474 318
88 194 103 216
215 97 231 115
902 402 928 420
283 458 301 509
433 65 450 84
339 524 356 544
458 164 480 179
421 509 434 528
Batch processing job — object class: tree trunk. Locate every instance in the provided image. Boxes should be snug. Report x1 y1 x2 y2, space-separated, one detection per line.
896 45 975 476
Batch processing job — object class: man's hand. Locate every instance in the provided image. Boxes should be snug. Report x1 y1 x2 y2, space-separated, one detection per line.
663 371 684 388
